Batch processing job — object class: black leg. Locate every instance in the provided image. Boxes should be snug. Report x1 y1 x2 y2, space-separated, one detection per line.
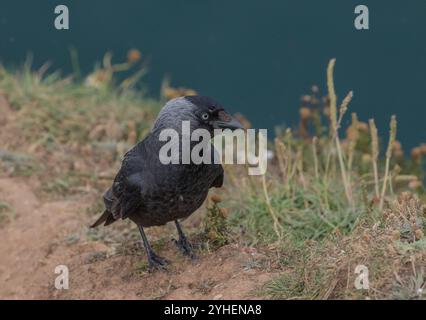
138 225 168 270
173 220 196 259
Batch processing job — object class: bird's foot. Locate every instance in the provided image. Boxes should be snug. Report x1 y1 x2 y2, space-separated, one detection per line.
173 237 197 260
147 251 169 271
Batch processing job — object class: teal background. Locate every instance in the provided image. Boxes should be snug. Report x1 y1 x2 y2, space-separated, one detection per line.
0 0 425 148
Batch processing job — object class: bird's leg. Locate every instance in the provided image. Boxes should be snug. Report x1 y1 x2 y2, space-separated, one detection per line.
138 225 168 271
173 220 196 259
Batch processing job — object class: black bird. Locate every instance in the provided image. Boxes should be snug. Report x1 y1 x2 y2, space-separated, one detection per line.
91 96 243 269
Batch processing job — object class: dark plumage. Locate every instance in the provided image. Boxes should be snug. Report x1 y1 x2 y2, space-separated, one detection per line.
91 96 242 269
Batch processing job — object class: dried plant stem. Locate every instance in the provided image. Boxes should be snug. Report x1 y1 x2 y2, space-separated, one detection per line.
379 115 397 211
244 163 258 194
335 137 352 206
324 60 337 179
258 131 283 240
347 113 360 184
261 173 283 241
334 93 354 206
327 58 337 136
275 137 288 184
296 147 306 189
369 119 380 198
337 91 352 127
284 129 294 188
312 136 319 180
325 57 353 206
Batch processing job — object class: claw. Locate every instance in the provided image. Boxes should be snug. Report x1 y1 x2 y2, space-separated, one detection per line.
147 252 169 271
173 220 197 260
173 237 197 259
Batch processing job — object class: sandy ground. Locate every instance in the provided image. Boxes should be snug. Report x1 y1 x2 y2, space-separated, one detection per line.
0 177 275 300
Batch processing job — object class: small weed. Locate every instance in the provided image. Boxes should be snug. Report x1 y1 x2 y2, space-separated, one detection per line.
84 251 108 264
0 201 15 224
202 198 229 249
133 260 150 275
264 272 306 299
0 149 36 176
63 233 80 245
190 279 217 295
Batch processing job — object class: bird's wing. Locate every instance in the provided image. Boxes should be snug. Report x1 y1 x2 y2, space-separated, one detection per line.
109 156 144 220
104 137 152 220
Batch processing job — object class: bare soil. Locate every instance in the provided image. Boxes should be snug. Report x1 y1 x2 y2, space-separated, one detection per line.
0 177 275 300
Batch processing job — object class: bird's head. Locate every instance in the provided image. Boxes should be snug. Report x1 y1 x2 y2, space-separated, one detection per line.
152 96 243 134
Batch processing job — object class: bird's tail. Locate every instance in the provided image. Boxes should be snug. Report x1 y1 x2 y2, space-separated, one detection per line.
90 210 116 228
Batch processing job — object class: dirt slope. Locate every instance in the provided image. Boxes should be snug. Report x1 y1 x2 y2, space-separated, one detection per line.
0 177 274 300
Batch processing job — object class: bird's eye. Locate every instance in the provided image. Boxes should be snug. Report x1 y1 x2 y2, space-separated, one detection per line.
201 113 209 120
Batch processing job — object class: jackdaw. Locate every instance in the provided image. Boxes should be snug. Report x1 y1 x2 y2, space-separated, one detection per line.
91 96 243 270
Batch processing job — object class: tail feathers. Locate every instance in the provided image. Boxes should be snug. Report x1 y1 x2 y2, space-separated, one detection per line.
90 210 116 228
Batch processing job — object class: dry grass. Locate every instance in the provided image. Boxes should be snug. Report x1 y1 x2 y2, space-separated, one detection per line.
224 59 425 299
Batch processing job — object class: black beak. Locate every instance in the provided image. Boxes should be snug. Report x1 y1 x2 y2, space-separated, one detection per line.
212 117 244 130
